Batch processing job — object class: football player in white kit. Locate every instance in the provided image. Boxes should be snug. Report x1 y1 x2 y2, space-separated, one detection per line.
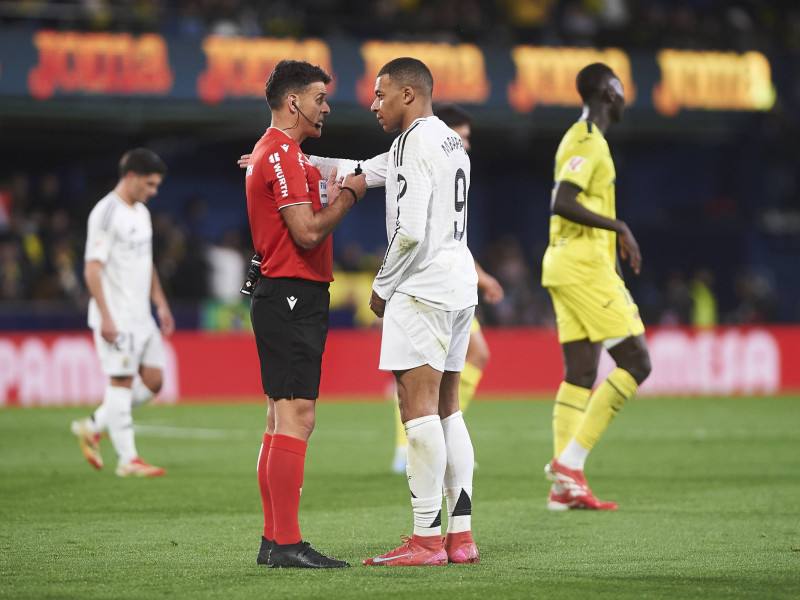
70 148 174 477
359 58 480 566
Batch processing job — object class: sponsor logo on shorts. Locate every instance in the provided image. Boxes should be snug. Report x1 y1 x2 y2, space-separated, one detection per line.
287 296 297 310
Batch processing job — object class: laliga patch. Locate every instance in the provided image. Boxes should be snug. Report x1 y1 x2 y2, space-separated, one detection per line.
319 180 328 207
568 156 586 173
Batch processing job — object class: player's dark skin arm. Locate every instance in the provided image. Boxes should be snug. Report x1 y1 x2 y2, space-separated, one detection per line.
551 181 641 274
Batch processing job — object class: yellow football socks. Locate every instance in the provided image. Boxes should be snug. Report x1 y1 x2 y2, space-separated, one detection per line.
458 362 482 414
574 368 638 452
394 399 406 448
552 381 592 457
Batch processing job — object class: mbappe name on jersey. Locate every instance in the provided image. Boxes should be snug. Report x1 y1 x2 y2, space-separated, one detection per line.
441 135 465 157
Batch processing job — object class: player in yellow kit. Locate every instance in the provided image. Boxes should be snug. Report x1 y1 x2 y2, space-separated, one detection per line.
542 63 651 510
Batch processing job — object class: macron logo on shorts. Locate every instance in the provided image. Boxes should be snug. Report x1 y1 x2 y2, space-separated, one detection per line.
287 296 297 310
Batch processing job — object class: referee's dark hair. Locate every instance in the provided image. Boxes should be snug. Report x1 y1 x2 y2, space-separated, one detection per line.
378 57 434 97
265 60 332 111
576 63 616 103
434 103 473 129
119 148 167 179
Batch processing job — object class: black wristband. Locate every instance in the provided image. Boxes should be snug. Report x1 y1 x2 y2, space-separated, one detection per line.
341 186 358 204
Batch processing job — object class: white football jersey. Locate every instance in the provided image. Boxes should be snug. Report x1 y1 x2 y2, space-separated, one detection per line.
379 116 477 310
312 117 478 311
85 191 155 329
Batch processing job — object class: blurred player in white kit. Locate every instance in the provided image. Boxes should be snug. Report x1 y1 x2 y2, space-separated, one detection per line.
71 148 174 477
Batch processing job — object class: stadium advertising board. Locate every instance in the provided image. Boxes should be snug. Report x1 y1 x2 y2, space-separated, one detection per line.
653 50 776 116
507 46 636 112
28 31 173 100
356 41 491 106
197 36 335 104
0 29 778 115
0 326 795 406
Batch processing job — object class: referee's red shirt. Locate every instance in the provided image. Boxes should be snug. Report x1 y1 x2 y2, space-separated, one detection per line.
246 128 333 282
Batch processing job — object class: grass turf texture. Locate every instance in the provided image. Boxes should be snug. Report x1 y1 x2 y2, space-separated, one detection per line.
1 397 799 599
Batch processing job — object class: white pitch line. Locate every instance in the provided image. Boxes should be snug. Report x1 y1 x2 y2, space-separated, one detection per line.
132 424 799 443
133 424 385 441
480 428 800 442
133 424 256 440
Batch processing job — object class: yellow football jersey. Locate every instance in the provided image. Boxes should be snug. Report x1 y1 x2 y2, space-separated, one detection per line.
542 121 617 286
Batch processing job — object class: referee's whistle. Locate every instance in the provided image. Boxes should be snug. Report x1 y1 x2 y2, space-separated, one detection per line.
354 162 362 175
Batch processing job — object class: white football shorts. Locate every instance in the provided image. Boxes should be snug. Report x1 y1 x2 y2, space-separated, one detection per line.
379 292 475 373
93 318 165 377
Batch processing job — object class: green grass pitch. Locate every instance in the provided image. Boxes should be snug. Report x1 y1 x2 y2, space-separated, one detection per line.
1 396 799 599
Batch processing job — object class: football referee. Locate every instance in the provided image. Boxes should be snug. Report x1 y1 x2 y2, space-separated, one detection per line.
245 60 366 569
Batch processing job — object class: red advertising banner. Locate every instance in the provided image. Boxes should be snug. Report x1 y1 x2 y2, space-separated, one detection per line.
0 326 797 407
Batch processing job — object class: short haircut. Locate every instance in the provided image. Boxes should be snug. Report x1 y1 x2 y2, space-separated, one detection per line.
118 148 167 179
576 62 616 103
378 57 433 97
434 103 472 128
265 59 331 111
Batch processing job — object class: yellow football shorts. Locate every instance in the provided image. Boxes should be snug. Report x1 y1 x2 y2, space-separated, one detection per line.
547 274 645 344
470 317 481 334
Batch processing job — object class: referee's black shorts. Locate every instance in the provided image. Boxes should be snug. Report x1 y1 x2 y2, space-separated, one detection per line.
250 277 330 400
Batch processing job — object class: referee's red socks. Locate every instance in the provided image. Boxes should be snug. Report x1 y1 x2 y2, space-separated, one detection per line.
267 434 307 545
257 433 273 540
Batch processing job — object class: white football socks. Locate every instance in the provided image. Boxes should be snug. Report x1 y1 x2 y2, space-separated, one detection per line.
105 385 137 465
131 379 155 410
404 415 446 538
89 405 107 434
558 438 590 471
90 379 155 433
441 411 474 534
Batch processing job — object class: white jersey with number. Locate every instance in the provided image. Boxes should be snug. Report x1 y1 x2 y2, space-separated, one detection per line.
378 116 477 310
85 191 155 330
310 117 478 310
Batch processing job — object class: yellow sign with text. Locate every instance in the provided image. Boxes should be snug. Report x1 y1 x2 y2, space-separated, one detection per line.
357 41 490 106
508 46 635 112
653 50 775 116
28 31 173 100
197 37 334 105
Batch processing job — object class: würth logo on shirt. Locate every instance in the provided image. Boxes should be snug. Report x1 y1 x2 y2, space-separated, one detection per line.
567 156 586 172
270 153 288 198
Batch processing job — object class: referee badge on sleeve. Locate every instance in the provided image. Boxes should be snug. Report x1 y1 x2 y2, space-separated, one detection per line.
319 180 328 207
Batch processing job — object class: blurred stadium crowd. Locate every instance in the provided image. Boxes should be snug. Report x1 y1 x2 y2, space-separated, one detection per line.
1 0 799 53
1 0 798 329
